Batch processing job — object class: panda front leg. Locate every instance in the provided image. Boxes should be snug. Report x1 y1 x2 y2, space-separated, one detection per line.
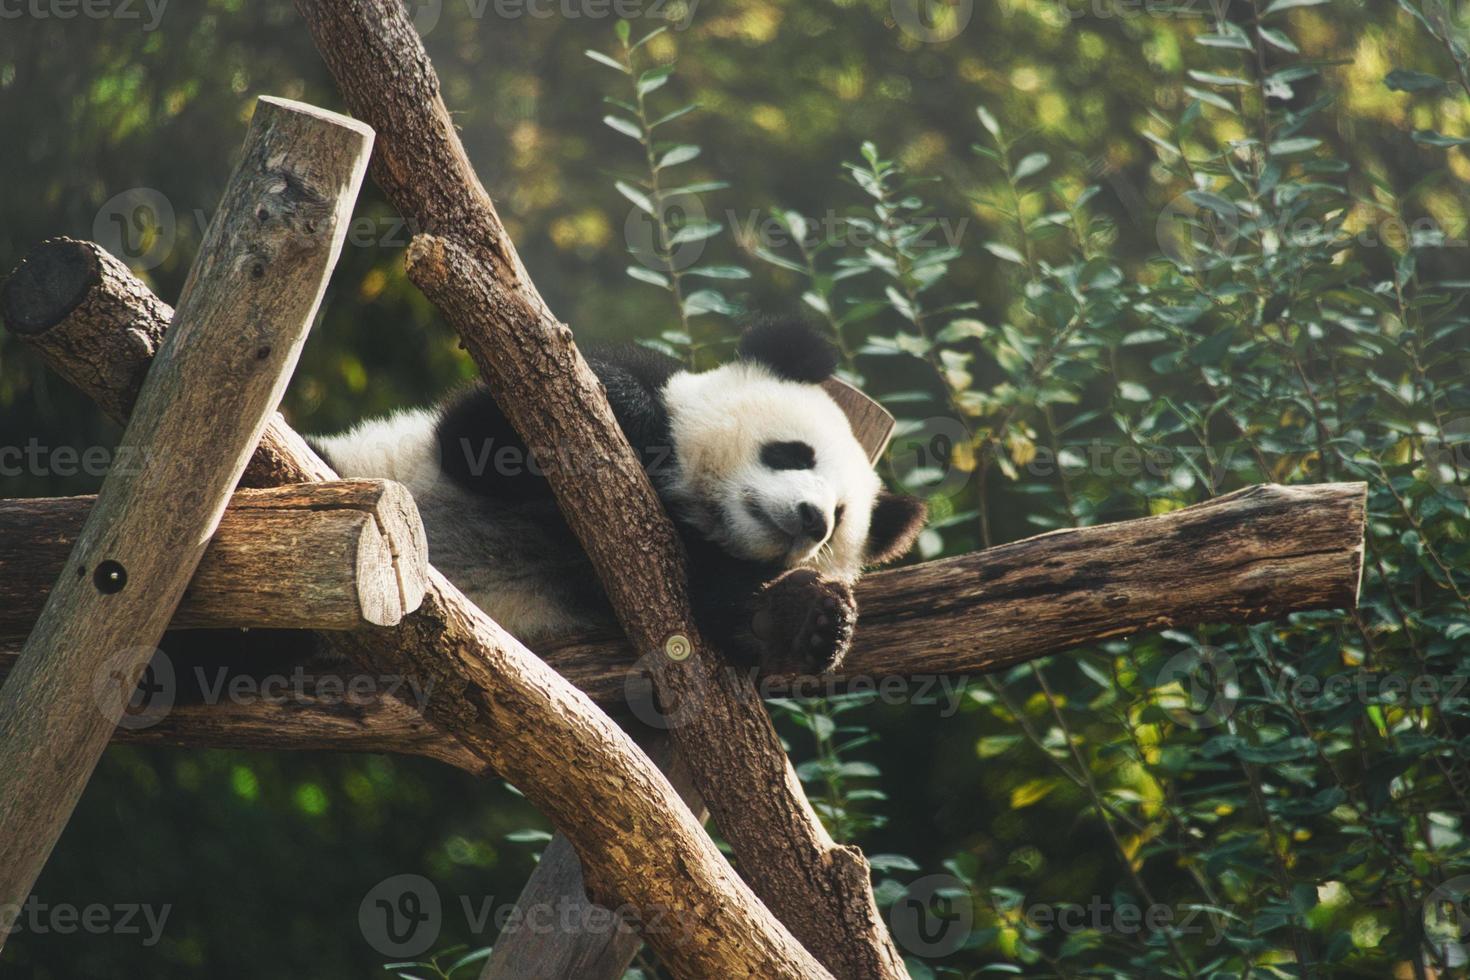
684 550 858 676
749 568 857 675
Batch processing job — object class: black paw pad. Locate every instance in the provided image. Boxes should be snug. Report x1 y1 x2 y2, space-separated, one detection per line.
752 569 856 675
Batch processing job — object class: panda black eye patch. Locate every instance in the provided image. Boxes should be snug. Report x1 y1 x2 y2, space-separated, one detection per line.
760 440 816 470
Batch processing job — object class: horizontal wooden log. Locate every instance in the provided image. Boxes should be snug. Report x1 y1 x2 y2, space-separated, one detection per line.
0 480 428 633
0 479 1367 763
547 480 1369 704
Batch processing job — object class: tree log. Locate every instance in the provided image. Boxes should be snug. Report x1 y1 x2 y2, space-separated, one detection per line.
0 480 428 633
0 479 1368 742
1 245 335 490
292 4 904 958
2 236 829 977
0 97 373 943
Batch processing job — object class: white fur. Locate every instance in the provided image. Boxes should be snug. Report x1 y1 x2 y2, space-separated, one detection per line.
660 361 880 583
314 411 604 642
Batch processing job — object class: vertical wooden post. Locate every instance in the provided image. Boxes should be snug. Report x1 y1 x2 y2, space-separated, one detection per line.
0 97 371 945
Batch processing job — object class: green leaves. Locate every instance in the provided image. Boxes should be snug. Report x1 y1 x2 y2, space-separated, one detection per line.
636 65 673 96
1412 129 1470 147
1384 68 1447 92
590 24 747 362
601 114 641 141
656 144 700 169
583 49 627 74
1262 0 1330 13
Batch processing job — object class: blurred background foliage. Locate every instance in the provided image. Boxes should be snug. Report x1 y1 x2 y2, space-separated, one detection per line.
2 0 1470 977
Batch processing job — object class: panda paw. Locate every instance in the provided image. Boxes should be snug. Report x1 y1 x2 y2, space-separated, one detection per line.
751 568 856 675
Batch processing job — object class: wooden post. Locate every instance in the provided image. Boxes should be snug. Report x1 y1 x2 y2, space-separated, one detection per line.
0 96 372 943
0 480 429 634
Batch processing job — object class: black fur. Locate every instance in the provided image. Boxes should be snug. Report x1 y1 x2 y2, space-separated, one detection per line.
737 320 839 383
760 440 816 471
866 491 928 565
437 344 681 500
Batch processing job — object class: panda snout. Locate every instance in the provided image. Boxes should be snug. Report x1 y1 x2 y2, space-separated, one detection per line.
797 502 829 542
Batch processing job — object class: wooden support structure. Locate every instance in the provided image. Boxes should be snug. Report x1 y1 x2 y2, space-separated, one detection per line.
0 97 373 944
0 480 429 633
293 4 906 974
0 480 1370 747
1 241 1371 979
1 234 829 977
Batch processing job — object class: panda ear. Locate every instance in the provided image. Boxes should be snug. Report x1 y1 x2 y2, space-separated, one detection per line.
865 491 927 565
738 320 839 383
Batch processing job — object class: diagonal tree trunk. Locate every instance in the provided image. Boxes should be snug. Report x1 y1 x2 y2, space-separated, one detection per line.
292 2 910 975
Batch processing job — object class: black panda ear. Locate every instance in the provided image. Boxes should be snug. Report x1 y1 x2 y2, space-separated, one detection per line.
738 320 839 383
865 491 927 565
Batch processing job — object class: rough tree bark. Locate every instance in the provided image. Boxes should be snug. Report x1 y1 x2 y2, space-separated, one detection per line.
289 5 911 969
0 237 830 978
0 96 373 944
0 478 1367 763
0 480 429 633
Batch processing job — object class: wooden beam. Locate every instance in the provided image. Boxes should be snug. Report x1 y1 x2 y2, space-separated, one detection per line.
0 479 1368 737
0 480 429 633
0 96 372 945
2 235 831 978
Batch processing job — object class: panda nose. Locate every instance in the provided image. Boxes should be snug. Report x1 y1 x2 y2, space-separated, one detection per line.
797 502 829 541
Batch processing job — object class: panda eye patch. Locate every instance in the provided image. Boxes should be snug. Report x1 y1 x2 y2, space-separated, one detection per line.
760 440 816 470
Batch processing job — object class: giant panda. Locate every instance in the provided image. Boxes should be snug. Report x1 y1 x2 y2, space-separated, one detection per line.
310 320 927 674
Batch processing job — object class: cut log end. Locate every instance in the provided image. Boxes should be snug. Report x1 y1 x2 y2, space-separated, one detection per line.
0 237 100 336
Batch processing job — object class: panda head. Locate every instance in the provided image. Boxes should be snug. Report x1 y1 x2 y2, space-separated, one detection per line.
660 321 927 581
